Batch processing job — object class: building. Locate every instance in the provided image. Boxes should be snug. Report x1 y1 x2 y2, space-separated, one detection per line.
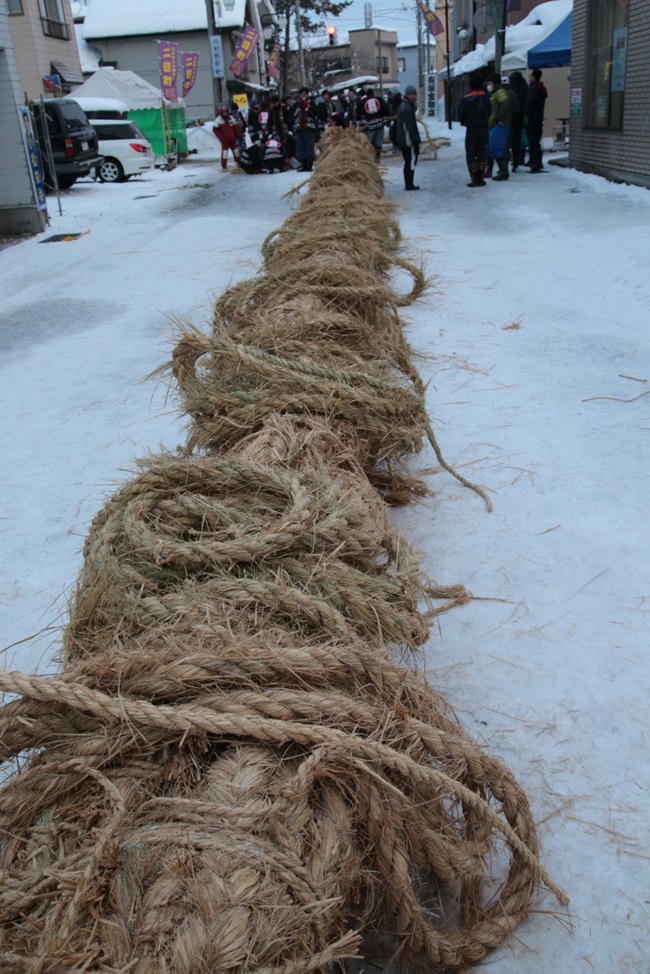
81 0 278 121
7 0 84 100
1 4 48 235
569 0 649 188
448 0 572 134
288 27 399 96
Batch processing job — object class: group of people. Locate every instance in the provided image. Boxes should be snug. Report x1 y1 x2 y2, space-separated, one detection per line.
458 68 548 187
212 84 418 179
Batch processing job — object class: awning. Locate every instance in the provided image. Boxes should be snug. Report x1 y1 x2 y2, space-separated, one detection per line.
51 61 84 84
528 11 572 68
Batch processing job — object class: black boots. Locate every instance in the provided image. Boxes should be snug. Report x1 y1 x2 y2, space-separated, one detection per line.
493 158 509 181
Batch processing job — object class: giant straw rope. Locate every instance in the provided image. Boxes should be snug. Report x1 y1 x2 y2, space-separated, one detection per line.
0 129 565 973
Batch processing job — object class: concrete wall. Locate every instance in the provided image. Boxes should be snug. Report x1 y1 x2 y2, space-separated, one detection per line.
570 0 650 188
86 30 268 121
87 33 216 120
0 7 47 235
9 0 82 101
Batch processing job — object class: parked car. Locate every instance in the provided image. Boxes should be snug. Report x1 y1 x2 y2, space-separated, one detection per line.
89 120 155 183
30 98 103 190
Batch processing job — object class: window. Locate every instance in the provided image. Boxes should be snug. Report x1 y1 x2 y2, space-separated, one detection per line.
375 55 389 75
8 0 24 13
38 0 70 40
398 57 406 73
586 0 629 129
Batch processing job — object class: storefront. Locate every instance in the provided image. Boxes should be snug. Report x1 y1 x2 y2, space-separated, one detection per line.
569 1 649 187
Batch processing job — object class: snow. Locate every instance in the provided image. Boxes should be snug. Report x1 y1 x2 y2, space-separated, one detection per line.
452 0 572 77
82 0 208 38
1 123 649 973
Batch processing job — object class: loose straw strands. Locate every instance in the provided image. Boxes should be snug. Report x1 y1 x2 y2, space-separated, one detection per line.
0 127 563 974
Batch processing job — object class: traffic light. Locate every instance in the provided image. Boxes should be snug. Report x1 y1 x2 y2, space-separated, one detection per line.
327 25 336 46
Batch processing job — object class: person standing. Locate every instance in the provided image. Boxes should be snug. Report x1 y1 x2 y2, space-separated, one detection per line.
458 73 491 187
526 68 548 173
508 71 528 171
213 106 243 171
487 73 511 181
293 87 317 172
395 85 421 191
361 88 388 163
502 75 522 173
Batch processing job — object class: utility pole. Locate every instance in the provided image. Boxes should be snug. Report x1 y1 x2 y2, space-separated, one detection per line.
294 0 307 88
377 29 383 99
443 0 452 129
416 5 424 108
204 0 223 113
494 0 507 75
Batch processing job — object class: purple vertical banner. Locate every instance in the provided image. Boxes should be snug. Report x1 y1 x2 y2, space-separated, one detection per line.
182 52 200 96
268 42 281 80
230 25 260 78
415 0 444 37
160 40 179 102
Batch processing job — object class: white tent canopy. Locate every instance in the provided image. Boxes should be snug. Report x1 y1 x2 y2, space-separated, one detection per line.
69 68 184 110
452 0 572 78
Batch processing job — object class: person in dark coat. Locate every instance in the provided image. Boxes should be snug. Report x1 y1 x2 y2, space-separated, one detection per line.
457 73 491 187
525 68 548 172
361 88 388 162
395 85 420 191
388 89 402 148
502 76 522 173
508 70 528 170
293 87 317 172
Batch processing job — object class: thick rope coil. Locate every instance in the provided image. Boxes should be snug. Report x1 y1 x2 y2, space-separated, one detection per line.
0 128 563 974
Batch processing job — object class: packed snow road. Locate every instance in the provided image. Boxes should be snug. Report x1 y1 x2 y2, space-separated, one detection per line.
1 122 649 973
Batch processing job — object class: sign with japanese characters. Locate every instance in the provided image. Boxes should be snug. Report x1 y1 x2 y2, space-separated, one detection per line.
210 35 225 78
18 107 48 212
416 0 444 37
181 52 199 95
268 42 282 80
570 87 582 116
159 40 179 102
230 25 260 78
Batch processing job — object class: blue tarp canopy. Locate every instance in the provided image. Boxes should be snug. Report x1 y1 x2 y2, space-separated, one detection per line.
528 11 572 68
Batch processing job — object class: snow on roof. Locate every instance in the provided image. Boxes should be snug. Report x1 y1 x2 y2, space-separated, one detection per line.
83 0 247 39
71 96 130 115
349 25 398 35
74 23 101 74
452 0 572 77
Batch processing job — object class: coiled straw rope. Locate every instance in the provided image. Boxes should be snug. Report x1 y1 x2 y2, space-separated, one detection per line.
0 128 564 973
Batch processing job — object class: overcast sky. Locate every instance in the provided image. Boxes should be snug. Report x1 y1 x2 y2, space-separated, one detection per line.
316 0 420 47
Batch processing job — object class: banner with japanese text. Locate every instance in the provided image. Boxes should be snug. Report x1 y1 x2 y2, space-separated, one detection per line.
18 107 47 212
210 35 225 78
230 25 260 78
415 0 444 37
181 52 199 95
268 42 282 80
159 40 179 102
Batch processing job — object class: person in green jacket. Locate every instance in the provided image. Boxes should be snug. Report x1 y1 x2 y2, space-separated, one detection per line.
486 73 511 181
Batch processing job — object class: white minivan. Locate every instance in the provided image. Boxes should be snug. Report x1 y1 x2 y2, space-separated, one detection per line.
89 119 155 183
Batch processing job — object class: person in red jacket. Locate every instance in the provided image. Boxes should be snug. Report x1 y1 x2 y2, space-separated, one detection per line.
213 106 242 171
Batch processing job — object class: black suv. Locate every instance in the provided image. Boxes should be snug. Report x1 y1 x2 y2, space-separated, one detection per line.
31 98 103 189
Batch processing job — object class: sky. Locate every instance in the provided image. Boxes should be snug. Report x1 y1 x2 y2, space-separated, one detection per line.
1 123 649 973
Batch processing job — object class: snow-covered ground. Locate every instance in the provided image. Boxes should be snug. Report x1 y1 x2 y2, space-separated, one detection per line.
1 122 648 973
